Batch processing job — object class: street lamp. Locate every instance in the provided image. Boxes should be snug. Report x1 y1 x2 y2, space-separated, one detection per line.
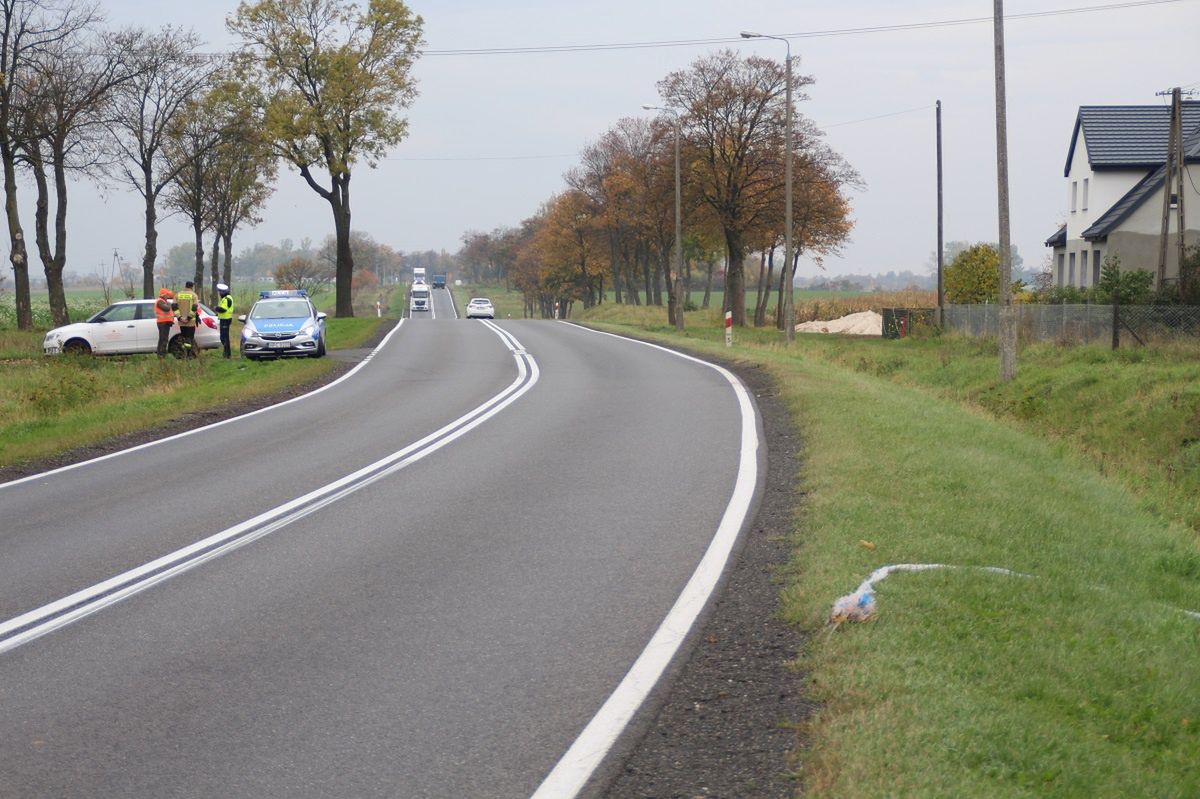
643 104 685 333
741 30 794 341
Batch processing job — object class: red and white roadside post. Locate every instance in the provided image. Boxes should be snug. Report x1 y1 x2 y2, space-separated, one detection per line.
375 300 382 318
724 311 732 347
554 301 560 320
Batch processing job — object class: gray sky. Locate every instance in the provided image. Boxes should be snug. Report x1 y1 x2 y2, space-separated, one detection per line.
39 0 1200 281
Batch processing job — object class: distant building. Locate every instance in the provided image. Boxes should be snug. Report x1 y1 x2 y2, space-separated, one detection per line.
1046 102 1200 289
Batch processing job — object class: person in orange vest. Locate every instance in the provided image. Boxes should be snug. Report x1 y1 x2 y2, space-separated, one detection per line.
155 287 175 358
174 281 200 359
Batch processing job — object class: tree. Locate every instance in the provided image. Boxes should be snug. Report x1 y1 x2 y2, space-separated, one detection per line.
658 51 810 326
0 0 94 329
163 91 227 301
229 0 423 318
944 243 1001 304
16 24 134 326
1096 255 1153 305
105 26 220 299
273 255 333 295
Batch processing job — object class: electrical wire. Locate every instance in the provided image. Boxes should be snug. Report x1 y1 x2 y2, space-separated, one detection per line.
420 0 1191 57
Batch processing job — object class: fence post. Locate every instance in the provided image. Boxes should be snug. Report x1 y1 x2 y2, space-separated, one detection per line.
1111 297 1119 350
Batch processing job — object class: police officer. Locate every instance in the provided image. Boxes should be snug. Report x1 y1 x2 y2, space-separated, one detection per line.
215 282 234 358
174 281 200 359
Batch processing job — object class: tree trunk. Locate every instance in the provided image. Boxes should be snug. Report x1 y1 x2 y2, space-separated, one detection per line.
753 248 769 327
222 230 233 287
608 231 622 304
31 146 65 326
192 215 206 295
702 258 714 309
209 229 220 305
330 175 355 317
2 137 32 329
724 229 746 326
142 163 158 300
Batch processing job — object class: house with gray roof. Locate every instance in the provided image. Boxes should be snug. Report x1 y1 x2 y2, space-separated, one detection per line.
1046 101 1200 289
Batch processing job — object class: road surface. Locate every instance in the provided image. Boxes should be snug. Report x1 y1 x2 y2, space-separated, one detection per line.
0 300 760 798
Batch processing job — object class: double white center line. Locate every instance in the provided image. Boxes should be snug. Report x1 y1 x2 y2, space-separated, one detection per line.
0 319 537 655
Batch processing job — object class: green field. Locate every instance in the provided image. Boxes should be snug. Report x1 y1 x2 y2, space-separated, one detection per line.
574 304 1200 798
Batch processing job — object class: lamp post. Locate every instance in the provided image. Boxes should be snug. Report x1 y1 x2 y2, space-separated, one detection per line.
741 30 793 341
643 104 685 332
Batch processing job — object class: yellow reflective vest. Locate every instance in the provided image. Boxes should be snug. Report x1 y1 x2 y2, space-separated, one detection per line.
217 295 234 320
175 290 197 326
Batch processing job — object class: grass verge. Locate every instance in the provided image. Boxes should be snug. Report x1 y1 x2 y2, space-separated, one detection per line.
574 304 1200 798
0 314 388 471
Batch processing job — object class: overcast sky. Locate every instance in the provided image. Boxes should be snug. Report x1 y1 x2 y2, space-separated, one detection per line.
35 0 1200 281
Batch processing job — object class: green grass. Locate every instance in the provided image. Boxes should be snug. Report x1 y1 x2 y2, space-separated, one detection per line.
573 304 1200 797
0 312 391 470
455 281 524 319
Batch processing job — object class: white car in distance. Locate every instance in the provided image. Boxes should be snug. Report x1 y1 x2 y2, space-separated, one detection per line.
465 298 495 319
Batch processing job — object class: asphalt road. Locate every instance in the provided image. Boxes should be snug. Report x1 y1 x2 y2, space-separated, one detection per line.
0 304 759 798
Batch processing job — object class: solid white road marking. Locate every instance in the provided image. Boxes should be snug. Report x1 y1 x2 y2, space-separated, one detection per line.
0 319 410 490
0 323 539 655
530 322 760 799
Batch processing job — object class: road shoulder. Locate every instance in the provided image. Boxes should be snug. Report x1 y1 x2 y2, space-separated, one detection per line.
596 352 811 798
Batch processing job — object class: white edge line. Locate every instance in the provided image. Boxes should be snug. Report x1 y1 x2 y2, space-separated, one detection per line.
0 318 410 491
0 323 539 654
530 321 760 799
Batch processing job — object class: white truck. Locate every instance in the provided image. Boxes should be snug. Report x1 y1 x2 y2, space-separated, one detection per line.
412 267 427 284
410 284 430 313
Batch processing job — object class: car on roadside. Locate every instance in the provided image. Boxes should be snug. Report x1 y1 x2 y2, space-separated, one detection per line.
465 298 495 319
239 289 327 360
42 299 220 357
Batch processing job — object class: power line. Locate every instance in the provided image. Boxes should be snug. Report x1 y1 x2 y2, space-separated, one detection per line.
384 153 578 162
823 104 934 129
420 0 1190 56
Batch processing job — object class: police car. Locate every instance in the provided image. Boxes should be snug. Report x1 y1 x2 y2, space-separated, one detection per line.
239 290 327 359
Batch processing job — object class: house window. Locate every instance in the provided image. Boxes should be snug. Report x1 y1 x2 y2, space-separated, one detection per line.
1069 252 1076 285
1082 178 1089 211
1058 254 1065 286
1093 249 1101 285
1071 181 1078 213
1081 251 1089 285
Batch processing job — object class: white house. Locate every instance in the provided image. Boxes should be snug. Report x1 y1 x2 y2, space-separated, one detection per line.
1046 102 1200 289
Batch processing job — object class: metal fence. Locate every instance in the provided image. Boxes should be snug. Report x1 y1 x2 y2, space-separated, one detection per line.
941 304 1200 346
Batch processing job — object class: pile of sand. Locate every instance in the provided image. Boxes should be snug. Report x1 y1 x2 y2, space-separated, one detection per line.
795 310 882 336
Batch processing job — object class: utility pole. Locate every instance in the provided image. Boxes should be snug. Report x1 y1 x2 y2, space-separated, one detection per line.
936 100 945 326
993 0 1017 381
1155 87 1188 292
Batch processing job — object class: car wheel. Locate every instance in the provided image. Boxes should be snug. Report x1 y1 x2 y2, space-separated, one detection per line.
167 336 184 359
63 339 91 356
316 337 326 357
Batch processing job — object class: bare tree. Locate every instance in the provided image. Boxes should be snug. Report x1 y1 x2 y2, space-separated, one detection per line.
204 105 275 295
105 26 218 299
0 0 95 329
17 25 135 325
163 91 226 301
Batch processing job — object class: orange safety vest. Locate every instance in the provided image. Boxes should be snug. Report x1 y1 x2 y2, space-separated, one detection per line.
155 291 175 324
